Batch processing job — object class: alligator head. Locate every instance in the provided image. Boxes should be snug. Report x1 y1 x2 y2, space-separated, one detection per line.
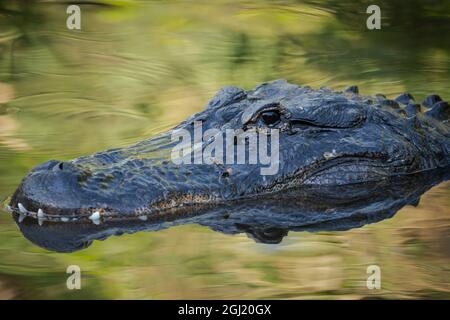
8 80 450 225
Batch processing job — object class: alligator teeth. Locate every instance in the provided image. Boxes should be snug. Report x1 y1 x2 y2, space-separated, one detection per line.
18 203 28 214
61 217 69 222
37 209 44 226
89 211 101 225
138 215 148 221
17 203 28 223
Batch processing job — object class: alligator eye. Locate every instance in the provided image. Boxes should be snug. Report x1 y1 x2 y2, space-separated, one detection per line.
260 111 280 126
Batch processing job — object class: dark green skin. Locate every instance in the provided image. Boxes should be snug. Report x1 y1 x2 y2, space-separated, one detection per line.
8 80 450 226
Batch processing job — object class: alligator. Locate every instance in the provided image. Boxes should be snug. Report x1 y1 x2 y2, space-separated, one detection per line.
7 80 450 233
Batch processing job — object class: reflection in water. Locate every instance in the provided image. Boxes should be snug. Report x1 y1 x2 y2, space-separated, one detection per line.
13 168 450 252
0 0 449 299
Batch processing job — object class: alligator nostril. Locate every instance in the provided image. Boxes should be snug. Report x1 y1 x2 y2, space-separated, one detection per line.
52 162 65 172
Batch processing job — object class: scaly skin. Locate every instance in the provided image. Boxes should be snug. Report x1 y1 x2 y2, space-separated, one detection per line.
8 80 450 225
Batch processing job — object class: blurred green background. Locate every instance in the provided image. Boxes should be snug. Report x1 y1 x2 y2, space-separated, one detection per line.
0 0 449 299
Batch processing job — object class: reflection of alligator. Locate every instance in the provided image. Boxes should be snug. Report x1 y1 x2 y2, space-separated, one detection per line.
13 168 450 252
7 80 450 229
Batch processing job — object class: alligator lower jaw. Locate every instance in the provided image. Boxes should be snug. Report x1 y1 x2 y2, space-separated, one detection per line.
6 193 222 226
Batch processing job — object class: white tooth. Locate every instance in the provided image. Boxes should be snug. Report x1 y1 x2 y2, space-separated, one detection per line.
5 205 12 212
89 211 101 225
18 214 26 223
138 215 148 221
61 217 69 222
18 203 28 214
37 209 45 226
